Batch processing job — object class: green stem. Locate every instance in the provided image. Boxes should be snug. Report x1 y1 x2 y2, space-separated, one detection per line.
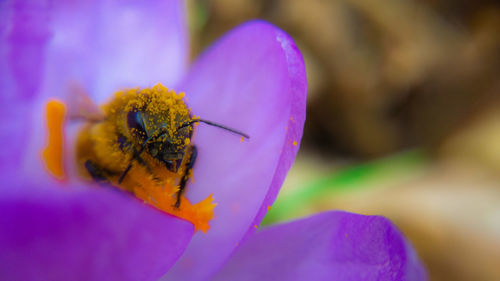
262 150 427 225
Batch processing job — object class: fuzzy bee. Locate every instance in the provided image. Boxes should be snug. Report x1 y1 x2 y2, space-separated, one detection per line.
75 84 248 208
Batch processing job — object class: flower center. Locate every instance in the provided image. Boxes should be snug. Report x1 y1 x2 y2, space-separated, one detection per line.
42 84 215 232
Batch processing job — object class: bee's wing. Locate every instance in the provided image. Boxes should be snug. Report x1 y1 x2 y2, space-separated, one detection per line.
67 82 105 122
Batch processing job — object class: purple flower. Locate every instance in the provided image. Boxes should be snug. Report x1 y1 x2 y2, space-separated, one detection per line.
0 1 427 280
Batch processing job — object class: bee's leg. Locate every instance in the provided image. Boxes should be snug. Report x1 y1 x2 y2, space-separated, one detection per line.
84 160 110 183
175 145 198 208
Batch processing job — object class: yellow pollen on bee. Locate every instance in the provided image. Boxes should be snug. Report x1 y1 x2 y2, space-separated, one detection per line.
73 84 216 232
42 99 67 181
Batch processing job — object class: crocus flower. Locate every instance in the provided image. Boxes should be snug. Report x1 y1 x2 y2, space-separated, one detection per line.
0 1 427 280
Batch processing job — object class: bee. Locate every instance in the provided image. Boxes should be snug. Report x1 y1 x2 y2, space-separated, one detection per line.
75 84 248 208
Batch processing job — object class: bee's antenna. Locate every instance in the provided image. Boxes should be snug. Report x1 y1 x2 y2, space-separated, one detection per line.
178 118 250 139
118 135 154 184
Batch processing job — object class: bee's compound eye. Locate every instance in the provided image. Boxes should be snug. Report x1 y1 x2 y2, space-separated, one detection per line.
127 111 146 135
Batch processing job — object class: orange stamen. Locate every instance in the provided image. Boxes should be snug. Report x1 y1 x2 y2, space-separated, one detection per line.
42 99 67 180
123 165 216 232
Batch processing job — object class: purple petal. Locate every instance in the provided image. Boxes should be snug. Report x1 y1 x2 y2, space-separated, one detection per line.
0 182 194 281
164 20 307 280
0 1 51 175
0 0 51 101
39 0 188 103
214 211 427 281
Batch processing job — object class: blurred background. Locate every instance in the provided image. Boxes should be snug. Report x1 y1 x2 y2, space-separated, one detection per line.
186 1 500 280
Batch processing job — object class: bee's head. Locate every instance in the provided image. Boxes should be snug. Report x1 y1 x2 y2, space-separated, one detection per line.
126 109 192 172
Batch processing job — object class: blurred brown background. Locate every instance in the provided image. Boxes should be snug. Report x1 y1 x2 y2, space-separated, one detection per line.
187 1 500 280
